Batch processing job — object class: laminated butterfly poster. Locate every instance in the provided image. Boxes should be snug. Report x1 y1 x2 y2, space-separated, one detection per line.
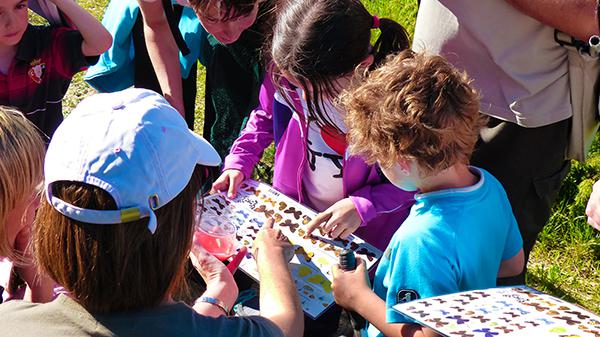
393 286 600 337
200 179 382 319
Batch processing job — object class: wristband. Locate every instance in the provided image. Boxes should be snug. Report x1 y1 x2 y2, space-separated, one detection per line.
196 296 229 315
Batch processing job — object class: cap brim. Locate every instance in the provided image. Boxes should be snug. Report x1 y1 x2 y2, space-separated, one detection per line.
190 131 221 167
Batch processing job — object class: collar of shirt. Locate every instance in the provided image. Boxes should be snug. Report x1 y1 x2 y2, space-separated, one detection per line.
15 25 43 63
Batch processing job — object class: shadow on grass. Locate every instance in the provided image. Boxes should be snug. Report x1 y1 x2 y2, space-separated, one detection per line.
526 272 587 310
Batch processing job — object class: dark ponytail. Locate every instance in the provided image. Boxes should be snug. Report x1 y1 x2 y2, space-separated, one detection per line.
272 0 411 133
372 18 411 69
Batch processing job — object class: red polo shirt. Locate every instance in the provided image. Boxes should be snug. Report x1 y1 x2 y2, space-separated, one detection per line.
0 25 91 140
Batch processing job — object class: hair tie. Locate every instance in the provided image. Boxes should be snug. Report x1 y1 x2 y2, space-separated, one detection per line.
372 15 380 29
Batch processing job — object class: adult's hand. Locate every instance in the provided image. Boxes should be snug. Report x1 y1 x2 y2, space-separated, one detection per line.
586 179 600 231
252 218 293 263
189 244 238 317
253 218 303 337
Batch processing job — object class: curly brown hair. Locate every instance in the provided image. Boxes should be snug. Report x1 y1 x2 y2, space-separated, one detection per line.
342 50 486 176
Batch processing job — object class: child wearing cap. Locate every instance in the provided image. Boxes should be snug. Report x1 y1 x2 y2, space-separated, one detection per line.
0 0 112 140
331 51 525 337
0 106 54 303
0 89 303 337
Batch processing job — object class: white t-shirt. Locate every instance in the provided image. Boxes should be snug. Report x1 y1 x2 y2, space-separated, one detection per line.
413 0 571 127
298 93 347 212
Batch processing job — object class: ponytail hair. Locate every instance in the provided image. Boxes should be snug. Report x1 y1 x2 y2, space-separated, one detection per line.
272 0 410 133
372 18 411 69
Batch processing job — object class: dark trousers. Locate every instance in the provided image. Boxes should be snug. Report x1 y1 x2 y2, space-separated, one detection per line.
471 116 571 285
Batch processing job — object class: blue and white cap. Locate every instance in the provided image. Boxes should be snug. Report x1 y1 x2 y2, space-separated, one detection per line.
44 89 221 233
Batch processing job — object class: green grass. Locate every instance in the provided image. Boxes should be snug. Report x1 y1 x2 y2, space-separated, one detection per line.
57 0 600 314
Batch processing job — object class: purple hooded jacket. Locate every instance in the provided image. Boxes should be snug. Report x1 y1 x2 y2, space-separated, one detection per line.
223 74 414 251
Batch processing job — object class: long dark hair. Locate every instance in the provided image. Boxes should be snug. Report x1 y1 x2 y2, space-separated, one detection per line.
271 0 410 133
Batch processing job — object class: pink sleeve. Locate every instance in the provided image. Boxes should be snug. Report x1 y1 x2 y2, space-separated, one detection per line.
349 180 414 226
222 73 276 180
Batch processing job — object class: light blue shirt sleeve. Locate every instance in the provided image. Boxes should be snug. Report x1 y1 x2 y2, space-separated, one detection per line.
501 213 523 261
382 228 461 324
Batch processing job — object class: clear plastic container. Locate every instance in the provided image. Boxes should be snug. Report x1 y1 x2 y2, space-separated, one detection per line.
194 214 237 261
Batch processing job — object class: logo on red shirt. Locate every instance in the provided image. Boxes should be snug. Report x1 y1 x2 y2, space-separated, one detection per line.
28 59 46 84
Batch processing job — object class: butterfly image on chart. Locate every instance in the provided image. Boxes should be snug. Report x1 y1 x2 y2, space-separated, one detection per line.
565 310 590 320
284 206 302 220
213 197 227 210
523 302 550 312
472 328 499 337
472 315 490 323
494 326 513 334
426 318 449 328
356 247 377 262
260 195 277 207
472 291 491 298
281 219 300 233
235 209 250 220
209 206 222 216
449 331 474 337
553 316 582 326
446 315 469 324
297 266 332 293
245 186 261 196
295 246 314 263
510 323 526 330
411 310 429 318
254 205 275 218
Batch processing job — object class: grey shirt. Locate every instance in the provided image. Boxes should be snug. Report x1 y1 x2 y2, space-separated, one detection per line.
0 294 284 337
413 0 571 127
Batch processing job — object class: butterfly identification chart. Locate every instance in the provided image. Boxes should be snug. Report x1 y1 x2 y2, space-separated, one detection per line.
199 179 382 319
393 286 600 337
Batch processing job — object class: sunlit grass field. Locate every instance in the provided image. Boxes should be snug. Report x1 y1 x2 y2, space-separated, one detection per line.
47 0 599 314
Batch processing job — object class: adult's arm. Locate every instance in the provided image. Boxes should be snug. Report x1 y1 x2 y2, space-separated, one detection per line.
254 220 303 337
505 0 600 41
586 180 600 231
136 0 185 116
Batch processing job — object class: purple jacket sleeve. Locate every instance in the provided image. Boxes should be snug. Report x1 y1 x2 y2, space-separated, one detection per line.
222 74 276 179
349 173 414 226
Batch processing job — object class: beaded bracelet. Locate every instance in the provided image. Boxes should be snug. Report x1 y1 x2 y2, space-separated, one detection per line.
196 296 229 315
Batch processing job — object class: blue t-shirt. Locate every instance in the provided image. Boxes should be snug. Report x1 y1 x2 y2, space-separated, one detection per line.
367 167 522 337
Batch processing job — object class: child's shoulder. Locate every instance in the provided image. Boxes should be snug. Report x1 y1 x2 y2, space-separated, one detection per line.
23 24 80 54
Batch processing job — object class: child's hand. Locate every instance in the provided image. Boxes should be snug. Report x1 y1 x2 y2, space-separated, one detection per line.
332 258 370 310
210 169 245 199
306 198 362 239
